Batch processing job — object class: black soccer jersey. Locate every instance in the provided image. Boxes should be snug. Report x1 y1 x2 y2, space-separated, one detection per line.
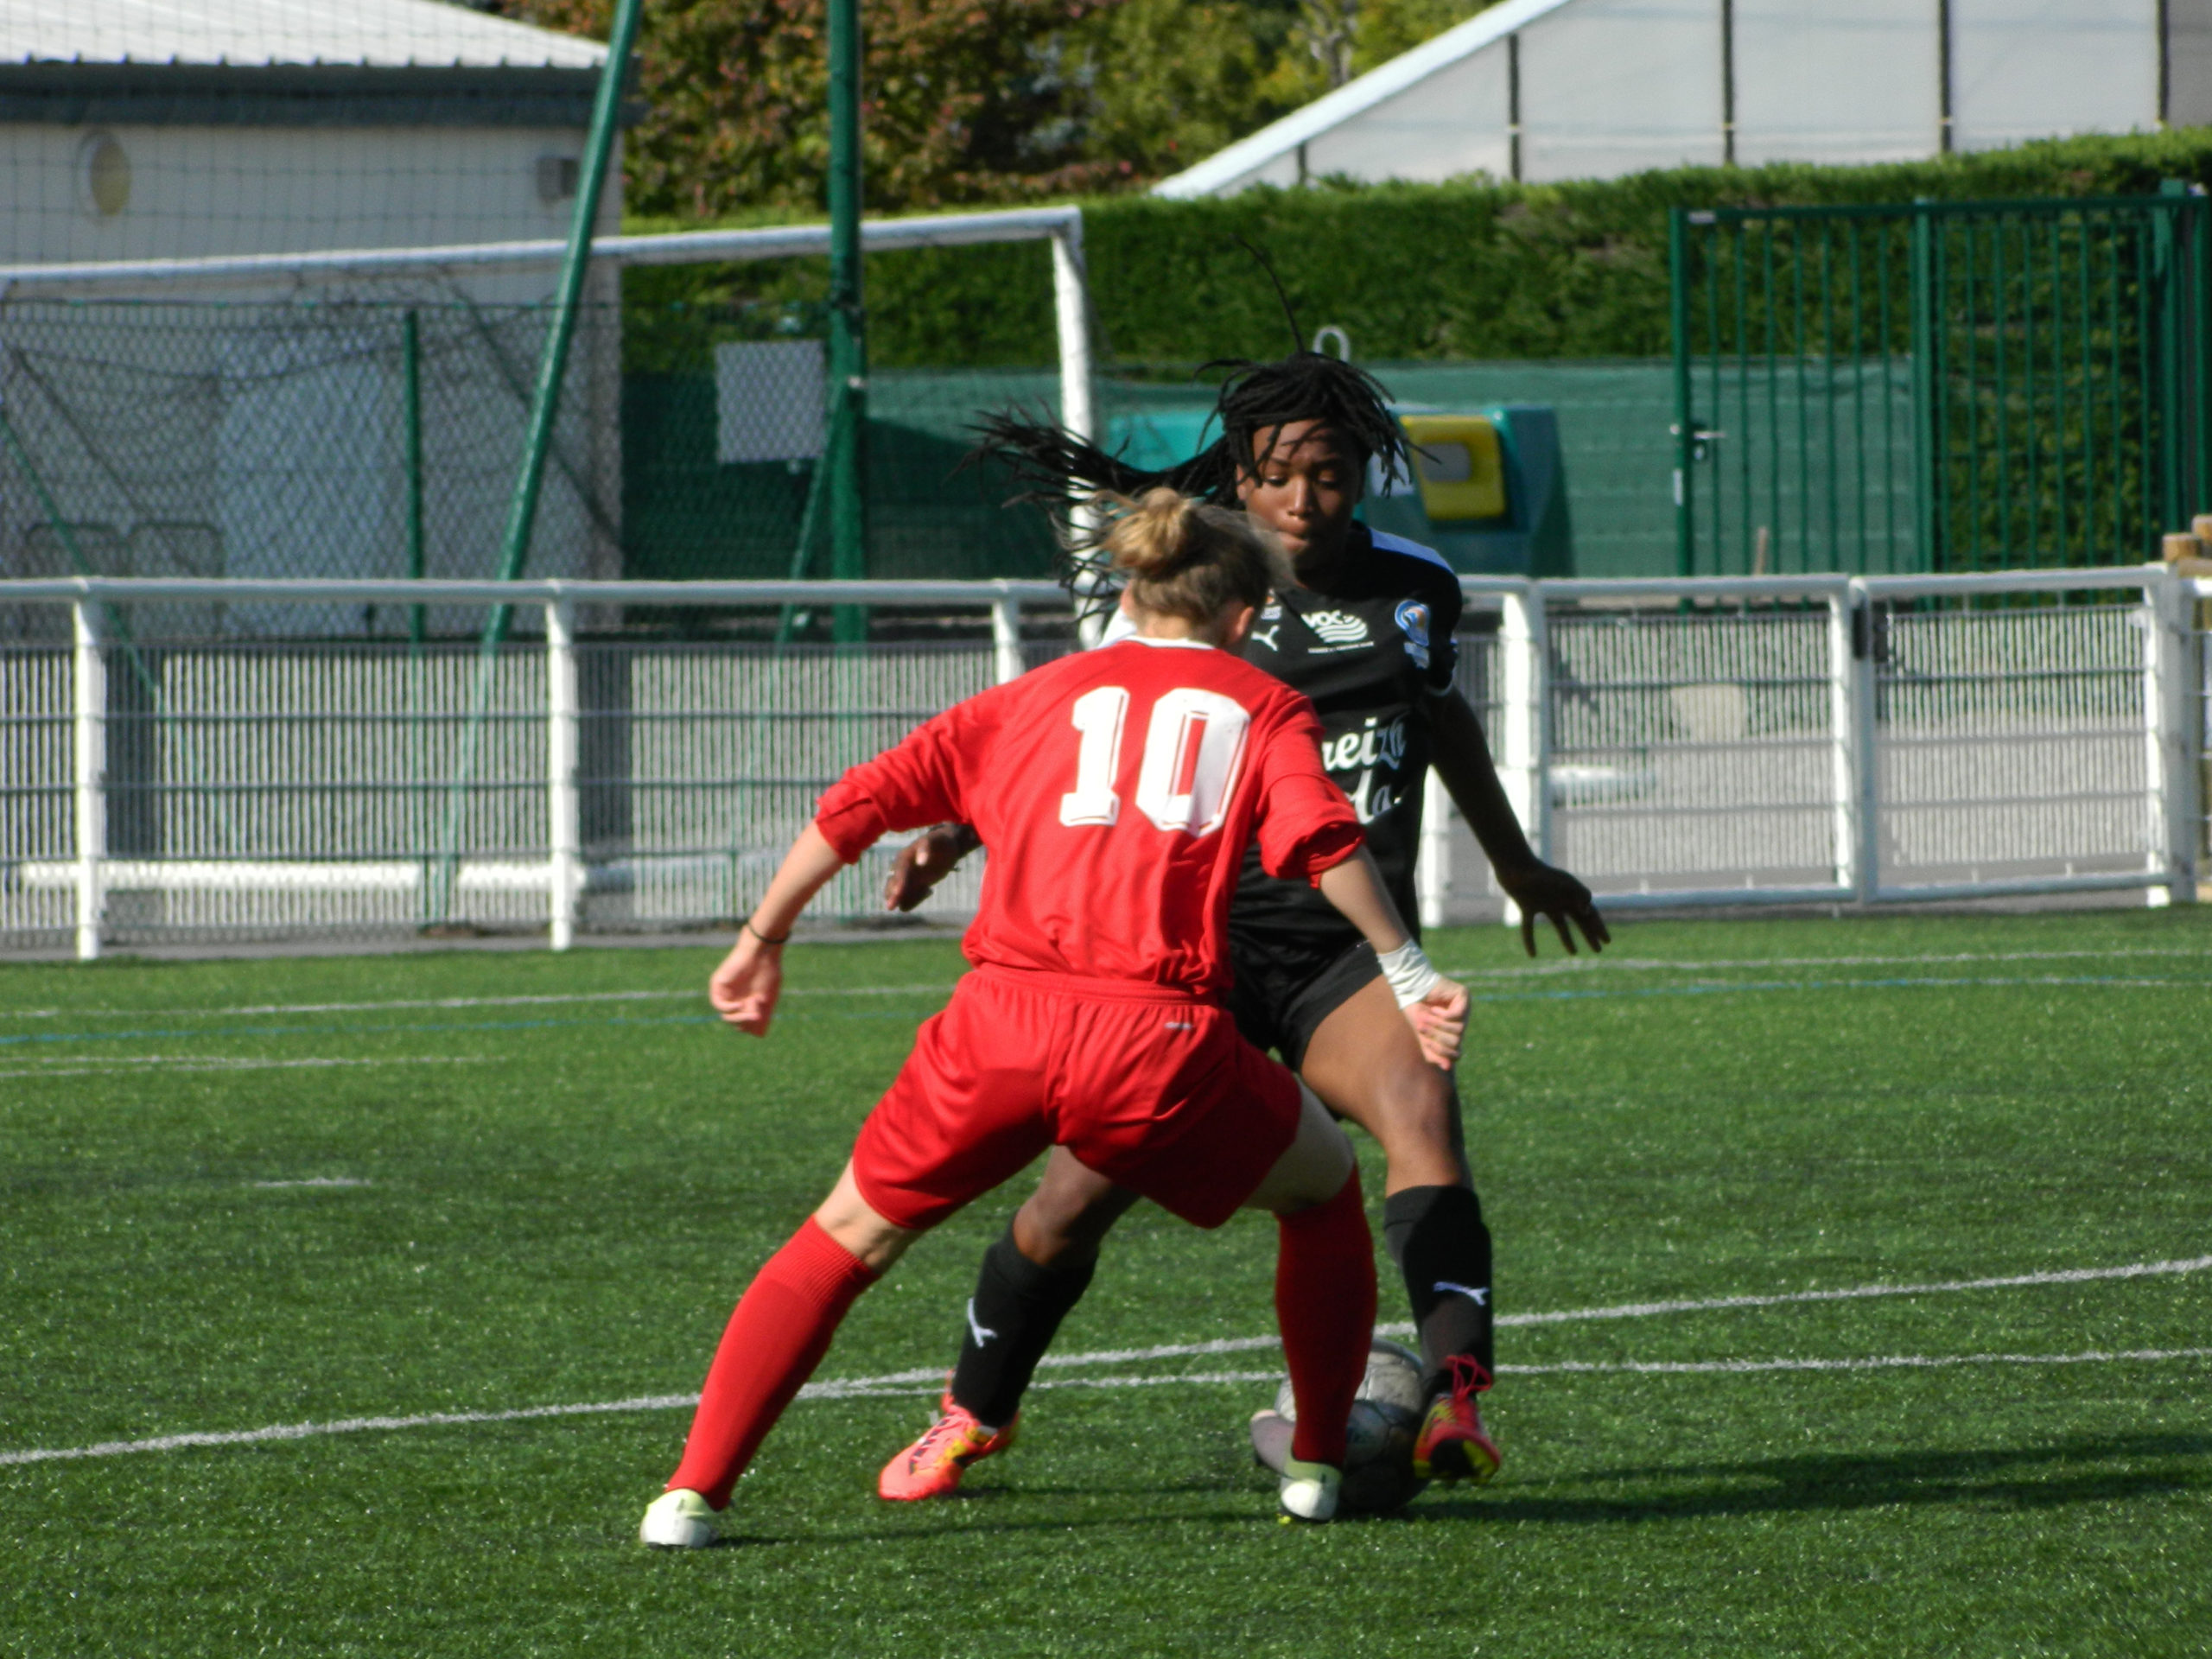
1227 525 1463 954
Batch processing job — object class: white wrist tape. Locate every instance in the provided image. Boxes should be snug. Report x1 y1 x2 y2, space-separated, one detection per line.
1376 940 1442 1009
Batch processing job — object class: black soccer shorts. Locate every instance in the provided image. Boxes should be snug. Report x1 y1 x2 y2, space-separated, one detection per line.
1224 927 1384 1073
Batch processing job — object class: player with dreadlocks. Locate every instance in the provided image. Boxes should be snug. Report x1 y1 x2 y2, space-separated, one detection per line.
878 349 1609 1504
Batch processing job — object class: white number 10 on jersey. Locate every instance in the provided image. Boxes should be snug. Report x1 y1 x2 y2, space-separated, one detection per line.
1058 685 1252 836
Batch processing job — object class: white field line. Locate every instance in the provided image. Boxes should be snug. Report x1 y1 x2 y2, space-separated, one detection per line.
5 1254 2205 1470
1497 1254 2212 1328
0 987 951 1022
8 1348 2209 1469
820 1347 2212 1396
252 1178 372 1190
0 1056 490 1081
0 991 693 1020
1439 947 2212 980
1026 1255 2212 1367
8 946 2204 1023
1506 1349 2212 1376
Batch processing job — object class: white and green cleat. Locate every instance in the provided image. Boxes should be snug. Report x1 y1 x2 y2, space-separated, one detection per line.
639 1487 719 1548
1275 1455 1343 1524
1251 1408 1343 1523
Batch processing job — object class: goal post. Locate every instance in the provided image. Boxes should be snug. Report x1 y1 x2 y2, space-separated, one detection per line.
0 205 1099 612
0 205 1098 450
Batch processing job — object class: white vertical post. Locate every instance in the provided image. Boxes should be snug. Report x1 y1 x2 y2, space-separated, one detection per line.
1050 223 1095 448
991 593 1025 685
546 598 582 950
1844 582 1880 902
1416 766 1451 930
1497 584 1549 928
71 599 105 961
1827 589 1875 902
2144 570 2199 906
1052 222 1112 650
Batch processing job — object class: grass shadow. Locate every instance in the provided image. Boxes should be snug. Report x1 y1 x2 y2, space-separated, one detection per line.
642 1433 2212 1551
1405 1431 2212 1526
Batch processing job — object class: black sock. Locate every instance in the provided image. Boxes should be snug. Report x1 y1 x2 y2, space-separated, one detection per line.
946 1228 1098 1428
1382 1185 1494 1395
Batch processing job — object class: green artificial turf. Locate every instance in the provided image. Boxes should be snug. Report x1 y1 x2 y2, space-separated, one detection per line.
3 909 2209 1656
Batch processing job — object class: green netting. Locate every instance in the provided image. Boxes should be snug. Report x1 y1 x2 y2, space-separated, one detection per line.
0 296 1078 627
619 361 1067 582
1356 359 1677 579
0 289 1702 628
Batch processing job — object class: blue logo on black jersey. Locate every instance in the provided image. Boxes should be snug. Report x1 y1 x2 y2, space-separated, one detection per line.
1395 600 1432 671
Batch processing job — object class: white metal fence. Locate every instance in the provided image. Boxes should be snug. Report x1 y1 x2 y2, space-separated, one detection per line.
1 569 2202 959
1430 566 2204 926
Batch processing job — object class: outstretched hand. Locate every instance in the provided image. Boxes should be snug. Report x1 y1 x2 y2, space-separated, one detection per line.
1498 859 1611 958
882 823 978 913
709 931 785 1036
1404 977 1470 1070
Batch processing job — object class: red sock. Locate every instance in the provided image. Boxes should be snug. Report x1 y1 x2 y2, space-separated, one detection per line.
666 1217 879 1508
1275 1168 1377 1468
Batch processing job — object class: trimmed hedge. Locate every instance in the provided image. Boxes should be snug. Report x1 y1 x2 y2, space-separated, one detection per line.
630 129 2212 370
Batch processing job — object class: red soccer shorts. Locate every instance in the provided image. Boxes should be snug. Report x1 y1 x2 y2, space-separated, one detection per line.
849 966 1304 1232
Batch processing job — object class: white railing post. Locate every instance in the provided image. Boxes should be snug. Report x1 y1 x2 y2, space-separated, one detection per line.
545 598 582 950
1416 767 1451 930
1497 584 1550 928
1829 588 1878 902
71 599 106 961
991 592 1025 685
2145 569 2199 906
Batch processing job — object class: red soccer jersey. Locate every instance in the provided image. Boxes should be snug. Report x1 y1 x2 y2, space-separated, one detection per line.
813 636 1363 997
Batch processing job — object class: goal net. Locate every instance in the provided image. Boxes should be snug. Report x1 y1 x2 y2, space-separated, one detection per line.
1 3 1103 643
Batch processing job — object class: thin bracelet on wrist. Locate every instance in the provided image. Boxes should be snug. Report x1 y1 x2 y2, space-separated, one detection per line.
744 919 791 946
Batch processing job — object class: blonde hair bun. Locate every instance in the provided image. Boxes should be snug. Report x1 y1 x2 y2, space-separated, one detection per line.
1096 488 1284 626
1107 487 1200 577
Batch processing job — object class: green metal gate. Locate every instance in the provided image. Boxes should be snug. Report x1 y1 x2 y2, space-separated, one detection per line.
1669 191 2212 576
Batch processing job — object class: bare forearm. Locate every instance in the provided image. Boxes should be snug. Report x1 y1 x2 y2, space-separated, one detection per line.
1315 848 1413 957
749 824 846 938
1319 846 1465 1056
1428 689 1537 874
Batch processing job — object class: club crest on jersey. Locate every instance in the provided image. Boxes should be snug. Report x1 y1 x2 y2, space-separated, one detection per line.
1303 609 1369 645
1395 600 1432 671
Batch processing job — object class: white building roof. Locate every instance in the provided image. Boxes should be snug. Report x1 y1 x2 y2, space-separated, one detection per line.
1154 0 1570 199
0 0 606 71
1154 0 2168 196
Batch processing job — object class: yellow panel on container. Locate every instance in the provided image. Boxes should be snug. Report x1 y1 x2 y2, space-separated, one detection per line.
1399 415 1507 523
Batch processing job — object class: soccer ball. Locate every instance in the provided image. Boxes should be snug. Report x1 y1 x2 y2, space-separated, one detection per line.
1269 1336 1431 1516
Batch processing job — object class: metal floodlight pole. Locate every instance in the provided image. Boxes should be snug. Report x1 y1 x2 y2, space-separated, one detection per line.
1669 209 1697 578
486 0 641 624
402 308 427 652
827 0 869 645
429 0 639 926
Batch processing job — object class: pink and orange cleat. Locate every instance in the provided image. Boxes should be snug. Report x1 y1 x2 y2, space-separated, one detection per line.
878 1392 1018 1501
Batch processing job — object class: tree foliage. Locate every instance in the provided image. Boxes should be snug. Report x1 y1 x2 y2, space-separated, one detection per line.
494 0 1124 214
490 0 1500 213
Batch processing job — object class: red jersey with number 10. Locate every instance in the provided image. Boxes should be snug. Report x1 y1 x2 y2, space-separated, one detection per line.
813 637 1363 998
